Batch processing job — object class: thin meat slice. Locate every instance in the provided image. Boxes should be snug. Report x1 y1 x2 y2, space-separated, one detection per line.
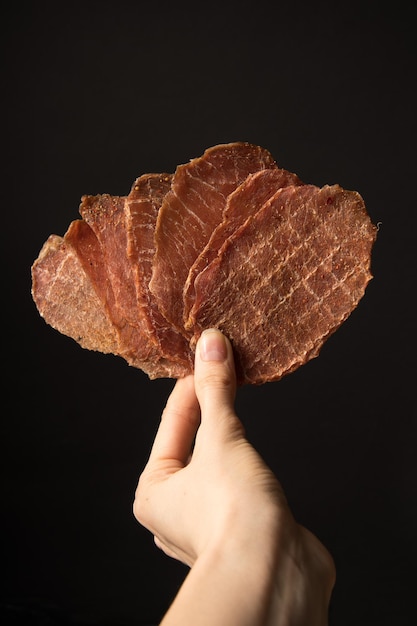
31 226 120 355
79 195 135 325
32 219 156 370
149 142 277 332
31 143 377 383
65 219 119 328
183 167 304 328
78 193 153 365
189 184 377 384
126 173 193 378
78 189 168 364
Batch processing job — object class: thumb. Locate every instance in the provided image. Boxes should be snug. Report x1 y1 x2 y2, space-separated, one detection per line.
194 328 238 428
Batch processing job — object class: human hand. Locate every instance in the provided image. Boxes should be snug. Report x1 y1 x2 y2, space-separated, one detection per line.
134 328 335 625
134 328 285 567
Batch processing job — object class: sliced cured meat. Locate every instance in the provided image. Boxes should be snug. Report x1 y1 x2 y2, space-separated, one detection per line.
32 218 151 370
65 219 120 332
125 174 193 378
34 181 193 379
183 167 304 328
149 142 277 332
188 184 376 384
31 227 120 355
78 193 156 366
79 194 136 327
31 143 377 384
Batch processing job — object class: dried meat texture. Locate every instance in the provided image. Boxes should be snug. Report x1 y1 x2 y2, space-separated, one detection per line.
32 185 193 379
31 226 120 355
79 195 136 328
183 167 304 329
31 217 149 369
78 193 155 366
149 142 277 332
125 174 193 378
31 143 377 384
188 184 377 384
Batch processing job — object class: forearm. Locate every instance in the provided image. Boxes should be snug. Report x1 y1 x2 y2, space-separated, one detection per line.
160 524 334 626
267 526 335 626
160 539 277 626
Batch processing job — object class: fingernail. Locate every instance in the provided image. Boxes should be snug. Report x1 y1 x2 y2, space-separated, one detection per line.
199 328 228 362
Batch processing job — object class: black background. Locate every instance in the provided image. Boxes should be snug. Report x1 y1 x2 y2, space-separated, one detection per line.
3 1 416 624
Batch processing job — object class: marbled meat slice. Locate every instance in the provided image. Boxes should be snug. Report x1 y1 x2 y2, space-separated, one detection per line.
31 143 377 383
79 195 135 325
31 226 120 355
125 173 193 378
189 184 377 384
183 167 304 329
65 219 121 329
78 193 154 365
149 142 277 332
32 218 157 370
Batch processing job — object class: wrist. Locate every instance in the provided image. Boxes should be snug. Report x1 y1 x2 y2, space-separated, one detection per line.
190 531 280 626
199 512 334 626
203 496 284 574
160 505 283 626
268 526 335 626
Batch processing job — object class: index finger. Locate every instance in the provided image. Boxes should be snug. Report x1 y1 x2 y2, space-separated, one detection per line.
147 375 200 469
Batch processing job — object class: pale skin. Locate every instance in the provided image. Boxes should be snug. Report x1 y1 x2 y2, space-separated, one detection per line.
134 329 336 625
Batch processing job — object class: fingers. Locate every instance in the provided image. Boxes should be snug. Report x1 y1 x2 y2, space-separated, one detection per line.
154 535 192 567
145 328 239 468
147 375 200 469
194 328 239 433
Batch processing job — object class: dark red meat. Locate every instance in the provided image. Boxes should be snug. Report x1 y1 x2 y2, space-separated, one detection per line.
126 174 192 378
31 143 377 383
31 227 120 356
149 142 277 332
183 167 304 329
188 184 376 384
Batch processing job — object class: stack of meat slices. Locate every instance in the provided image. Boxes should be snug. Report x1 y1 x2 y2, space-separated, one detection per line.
31 142 377 384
